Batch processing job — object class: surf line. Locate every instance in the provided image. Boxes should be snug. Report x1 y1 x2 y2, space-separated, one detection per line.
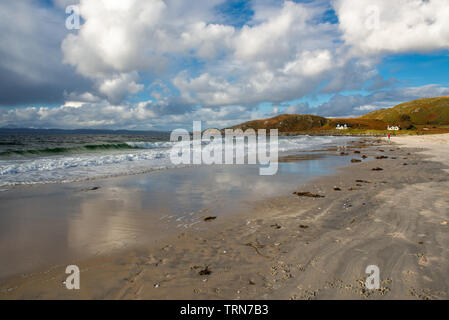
170 121 279 175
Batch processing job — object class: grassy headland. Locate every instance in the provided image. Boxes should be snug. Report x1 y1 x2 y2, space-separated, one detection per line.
228 96 449 136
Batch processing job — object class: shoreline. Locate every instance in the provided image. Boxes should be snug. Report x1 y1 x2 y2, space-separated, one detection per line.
0 138 360 280
281 131 449 137
1 135 449 299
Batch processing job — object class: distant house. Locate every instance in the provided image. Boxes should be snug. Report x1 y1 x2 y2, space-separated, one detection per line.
336 124 348 130
387 125 400 131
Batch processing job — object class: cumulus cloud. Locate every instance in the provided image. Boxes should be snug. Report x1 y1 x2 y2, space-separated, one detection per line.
61 0 232 74
97 72 144 104
283 50 333 76
284 102 311 114
60 1 364 107
0 99 254 131
180 22 235 59
173 1 349 107
2 84 448 130
302 84 449 117
356 105 378 112
60 0 235 104
62 0 168 78
2 0 449 129
334 0 449 55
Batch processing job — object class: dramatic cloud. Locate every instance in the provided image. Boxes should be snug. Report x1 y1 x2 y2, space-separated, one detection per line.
0 100 254 131
335 0 449 55
173 1 350 107
1 0 449 129
97 72 144 104
0 0 91 106
289 84 449 118
61 0 367 107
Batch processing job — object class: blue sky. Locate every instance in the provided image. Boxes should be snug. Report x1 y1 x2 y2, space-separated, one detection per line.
1 0 449 130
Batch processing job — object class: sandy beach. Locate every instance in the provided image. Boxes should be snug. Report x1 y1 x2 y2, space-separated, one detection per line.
1 134 448 300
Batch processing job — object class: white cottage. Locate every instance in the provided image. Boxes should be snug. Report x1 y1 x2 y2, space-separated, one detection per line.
387 125 400 131
336 124 348 130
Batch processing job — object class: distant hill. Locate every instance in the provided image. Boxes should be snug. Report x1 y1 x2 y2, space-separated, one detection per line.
229 115 328 132
0 128 169 135
360 96 449 126
229 114 387 133
229 96 449 134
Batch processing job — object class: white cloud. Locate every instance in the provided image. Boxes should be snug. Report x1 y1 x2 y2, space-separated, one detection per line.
3 0 449 130
172 1 347 107
0 99 254 131
61 0 233 76
62 0 168 78
310 84 449 117
334 0 449 55
2 84 449 130
180 22 235 59
282 50 333 76
59 0 397 108
234 1 310 61
356 105 378 111
61 0 235 104
97 72 144 104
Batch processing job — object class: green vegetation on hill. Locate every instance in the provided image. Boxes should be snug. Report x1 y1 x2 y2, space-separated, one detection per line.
229 115 327 132
360 96 449 126
229 96 449 135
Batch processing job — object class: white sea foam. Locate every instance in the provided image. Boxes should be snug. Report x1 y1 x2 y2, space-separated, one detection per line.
0 136 351 187
125 141 174 149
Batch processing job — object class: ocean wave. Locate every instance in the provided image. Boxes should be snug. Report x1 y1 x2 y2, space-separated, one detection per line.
0 150 169 176
125 141 174 149
0 136 352 187
0 143 143 156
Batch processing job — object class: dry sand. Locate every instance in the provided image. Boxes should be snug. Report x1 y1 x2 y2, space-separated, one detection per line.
1 135 449 300
394 133 449 171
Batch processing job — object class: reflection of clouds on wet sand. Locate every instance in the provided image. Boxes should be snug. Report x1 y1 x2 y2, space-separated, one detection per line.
0 146 354 278
67 150 355 255
67 186 145 256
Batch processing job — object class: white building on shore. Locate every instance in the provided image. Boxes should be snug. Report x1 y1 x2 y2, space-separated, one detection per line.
336 124 348 130
387 125 400 131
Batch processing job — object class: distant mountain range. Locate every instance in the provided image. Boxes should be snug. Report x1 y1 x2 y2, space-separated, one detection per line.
230 96 449 134
0 128 169 135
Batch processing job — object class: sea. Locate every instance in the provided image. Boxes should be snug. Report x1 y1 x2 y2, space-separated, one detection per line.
0 131 360 278
0 131 355 188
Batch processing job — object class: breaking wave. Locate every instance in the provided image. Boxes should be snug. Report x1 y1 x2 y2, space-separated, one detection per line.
0 136 352 187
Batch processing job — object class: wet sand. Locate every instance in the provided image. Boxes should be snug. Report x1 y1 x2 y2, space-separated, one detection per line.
0 142 356 280
1 136 449 299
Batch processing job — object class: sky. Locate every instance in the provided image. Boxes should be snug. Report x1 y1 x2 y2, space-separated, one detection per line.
1 0 449 131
